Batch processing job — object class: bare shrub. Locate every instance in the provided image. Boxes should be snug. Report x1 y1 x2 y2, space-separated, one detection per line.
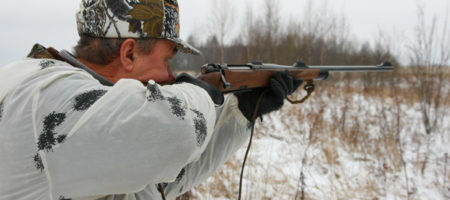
407 6 450 181
408 6 449 135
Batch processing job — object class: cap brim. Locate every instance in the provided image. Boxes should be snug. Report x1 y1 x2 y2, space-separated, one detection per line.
167 38 201 55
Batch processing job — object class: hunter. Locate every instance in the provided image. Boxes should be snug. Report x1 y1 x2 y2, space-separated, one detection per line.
0 0 301 199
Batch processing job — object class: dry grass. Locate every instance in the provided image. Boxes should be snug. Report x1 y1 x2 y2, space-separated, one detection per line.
195 157 241 199
187 67 448 199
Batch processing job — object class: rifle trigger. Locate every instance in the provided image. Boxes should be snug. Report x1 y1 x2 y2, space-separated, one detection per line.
220 69 231 89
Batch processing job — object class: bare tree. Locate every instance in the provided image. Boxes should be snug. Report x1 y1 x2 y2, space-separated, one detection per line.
243 1 256 62
297 0 350 64
408 6 449 135
210 0 234 63
262 0 281 62
407 5 450 176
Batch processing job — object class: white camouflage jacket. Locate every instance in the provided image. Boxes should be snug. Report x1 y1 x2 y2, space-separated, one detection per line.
0 46 250 200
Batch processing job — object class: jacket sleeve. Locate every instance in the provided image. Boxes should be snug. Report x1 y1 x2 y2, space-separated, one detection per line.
35 76 217 199
161 94 251 199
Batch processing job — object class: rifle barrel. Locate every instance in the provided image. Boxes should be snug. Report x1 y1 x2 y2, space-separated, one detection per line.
306 62 393 72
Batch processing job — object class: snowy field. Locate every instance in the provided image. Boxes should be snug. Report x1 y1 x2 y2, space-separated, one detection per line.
191 74 449 200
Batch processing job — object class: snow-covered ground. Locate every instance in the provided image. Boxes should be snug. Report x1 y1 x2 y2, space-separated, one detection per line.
193 80 449 200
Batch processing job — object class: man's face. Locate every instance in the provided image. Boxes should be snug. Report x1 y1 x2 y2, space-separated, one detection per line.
131 39 178 84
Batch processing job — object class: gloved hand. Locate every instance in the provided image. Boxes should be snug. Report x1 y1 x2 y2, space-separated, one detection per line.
175 73 224 105
234 70 303 121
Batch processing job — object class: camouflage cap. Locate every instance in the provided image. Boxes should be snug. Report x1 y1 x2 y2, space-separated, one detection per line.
76 0 200 55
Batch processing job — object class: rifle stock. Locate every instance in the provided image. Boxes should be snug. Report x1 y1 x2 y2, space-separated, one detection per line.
199 69 322 93
198 61 393 93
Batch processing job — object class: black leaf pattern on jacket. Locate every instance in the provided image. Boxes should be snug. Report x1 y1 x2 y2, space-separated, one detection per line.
39 59 56 69
147 84 165 102
33 153 44 171
190 109 207 146
73 90 107 111
167 97 186 120
37 112 66 151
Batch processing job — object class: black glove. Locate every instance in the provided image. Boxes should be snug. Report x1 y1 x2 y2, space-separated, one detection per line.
175 73 224 105
235 70 303 121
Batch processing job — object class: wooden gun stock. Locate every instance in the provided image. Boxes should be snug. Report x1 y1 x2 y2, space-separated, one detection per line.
198 61 393 93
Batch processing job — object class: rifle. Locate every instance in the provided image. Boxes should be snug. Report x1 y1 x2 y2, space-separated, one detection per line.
198 60 394 94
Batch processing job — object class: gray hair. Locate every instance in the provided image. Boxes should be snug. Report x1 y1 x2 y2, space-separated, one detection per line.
73 35 158 65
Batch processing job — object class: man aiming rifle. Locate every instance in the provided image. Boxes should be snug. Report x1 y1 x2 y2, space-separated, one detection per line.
0 0 302 199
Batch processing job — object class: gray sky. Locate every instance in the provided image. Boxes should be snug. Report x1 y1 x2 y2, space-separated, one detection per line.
0 0 448 66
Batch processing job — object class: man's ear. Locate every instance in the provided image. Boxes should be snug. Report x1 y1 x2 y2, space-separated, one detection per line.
120 39 137 72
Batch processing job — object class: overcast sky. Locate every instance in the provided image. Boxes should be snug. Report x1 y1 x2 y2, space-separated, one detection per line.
0 0 448 66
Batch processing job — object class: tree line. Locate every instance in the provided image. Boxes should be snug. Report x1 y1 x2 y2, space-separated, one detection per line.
172 0 401 71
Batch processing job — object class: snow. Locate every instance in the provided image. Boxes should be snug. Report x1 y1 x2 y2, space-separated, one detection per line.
193 81 449 199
